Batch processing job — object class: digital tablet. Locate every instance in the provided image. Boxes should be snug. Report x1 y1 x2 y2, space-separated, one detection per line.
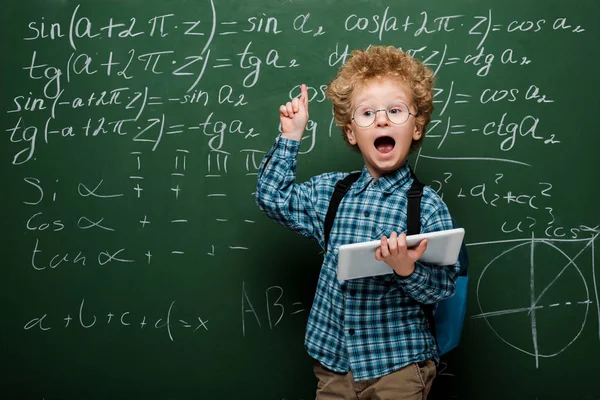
337 228 465 281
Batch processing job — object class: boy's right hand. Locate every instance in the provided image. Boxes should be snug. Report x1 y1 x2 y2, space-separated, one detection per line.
280 84 309 142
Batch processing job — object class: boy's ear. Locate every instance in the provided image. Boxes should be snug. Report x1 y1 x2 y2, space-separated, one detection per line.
412 124 423 141
345 125 357 145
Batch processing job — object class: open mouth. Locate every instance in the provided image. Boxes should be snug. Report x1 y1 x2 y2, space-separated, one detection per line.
374 136 396 154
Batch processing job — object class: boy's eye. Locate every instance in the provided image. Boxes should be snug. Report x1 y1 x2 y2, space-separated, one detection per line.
363 110 374 117
388 107 404 114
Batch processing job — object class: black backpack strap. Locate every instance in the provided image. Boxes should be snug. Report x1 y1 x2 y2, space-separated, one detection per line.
406 170 424 236
324 172 361 252
406 169 438 345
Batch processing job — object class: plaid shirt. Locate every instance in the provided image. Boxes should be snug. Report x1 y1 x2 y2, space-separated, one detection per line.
256 137 461 381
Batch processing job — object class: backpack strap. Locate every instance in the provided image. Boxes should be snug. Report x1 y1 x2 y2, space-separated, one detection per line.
406 170 424 237
324 172 361 252
406 170 438 345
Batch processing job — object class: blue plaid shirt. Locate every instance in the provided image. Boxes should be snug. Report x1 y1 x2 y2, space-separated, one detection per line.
256 136 461 381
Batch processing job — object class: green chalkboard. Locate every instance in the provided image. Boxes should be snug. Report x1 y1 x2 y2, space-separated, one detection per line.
1 0 599 399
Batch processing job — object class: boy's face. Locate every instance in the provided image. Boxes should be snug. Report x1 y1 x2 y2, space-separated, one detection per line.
344 77 421 179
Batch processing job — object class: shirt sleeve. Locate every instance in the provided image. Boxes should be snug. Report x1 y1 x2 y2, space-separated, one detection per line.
394 189 462 305
255 136 322 242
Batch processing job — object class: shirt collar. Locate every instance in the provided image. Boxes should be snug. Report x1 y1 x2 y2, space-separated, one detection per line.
351 162 413 195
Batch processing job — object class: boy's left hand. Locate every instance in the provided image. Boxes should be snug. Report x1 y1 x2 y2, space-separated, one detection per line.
375 232 428 277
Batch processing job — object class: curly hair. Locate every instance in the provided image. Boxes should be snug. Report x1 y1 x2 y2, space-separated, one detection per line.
326 46 435 152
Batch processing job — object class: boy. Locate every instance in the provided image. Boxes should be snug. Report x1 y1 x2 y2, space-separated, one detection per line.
256 46 461 399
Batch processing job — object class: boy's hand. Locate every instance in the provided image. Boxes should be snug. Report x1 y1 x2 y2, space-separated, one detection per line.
375 232 428 277
280 84 309 141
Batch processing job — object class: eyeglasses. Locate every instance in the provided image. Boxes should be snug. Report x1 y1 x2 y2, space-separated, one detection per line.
351 102 417 128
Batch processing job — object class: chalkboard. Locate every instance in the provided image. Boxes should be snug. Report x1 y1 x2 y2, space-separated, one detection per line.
1 0 599 399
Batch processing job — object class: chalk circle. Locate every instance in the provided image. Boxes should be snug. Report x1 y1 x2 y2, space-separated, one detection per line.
476 240 590 358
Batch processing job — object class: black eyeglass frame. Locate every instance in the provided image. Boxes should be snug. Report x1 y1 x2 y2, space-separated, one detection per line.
351 101 418 128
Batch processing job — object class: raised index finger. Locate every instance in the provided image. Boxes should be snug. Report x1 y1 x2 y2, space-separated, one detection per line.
300 84 309 109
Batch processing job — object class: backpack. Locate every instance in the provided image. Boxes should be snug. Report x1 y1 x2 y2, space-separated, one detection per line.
324 171 469 356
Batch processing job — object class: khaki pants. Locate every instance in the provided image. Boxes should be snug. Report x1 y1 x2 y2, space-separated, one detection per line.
313 359 436 400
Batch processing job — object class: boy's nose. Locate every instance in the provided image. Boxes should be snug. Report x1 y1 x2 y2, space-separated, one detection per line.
375 110 389 127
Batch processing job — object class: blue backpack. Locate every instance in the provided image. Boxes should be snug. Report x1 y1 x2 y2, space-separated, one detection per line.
324 171 469 356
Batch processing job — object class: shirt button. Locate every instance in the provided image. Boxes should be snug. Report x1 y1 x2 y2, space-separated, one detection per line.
349 328 355 335
364 211 370 217
373 181 379 186
350 289 356 296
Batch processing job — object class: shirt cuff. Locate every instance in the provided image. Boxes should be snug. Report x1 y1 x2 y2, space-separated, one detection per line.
273 136 301 158
394 261 429 289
